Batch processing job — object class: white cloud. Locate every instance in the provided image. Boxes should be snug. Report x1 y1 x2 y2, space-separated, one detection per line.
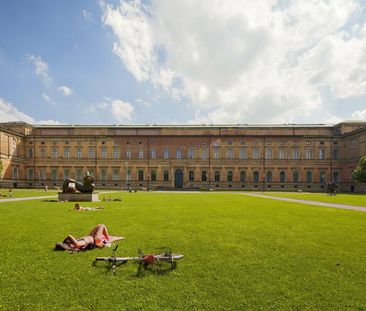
35 119 62 125
110 99 134 122
83 9 93 22
87 98 134 122
352 109 366 120
27 54 51 84
102 0 366 124
41 93 55 105
58 86 74 96
0 98 61 125
0 97 35 123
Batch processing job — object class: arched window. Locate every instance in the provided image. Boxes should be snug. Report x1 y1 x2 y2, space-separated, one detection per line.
306 171 312 183
214 171 220 182
266 171 273 183
240 171 246 182
293 171 299 183
227 171 233 182
189 170 194 181
202 171 207 181
280 171 286 183
253 171 259 183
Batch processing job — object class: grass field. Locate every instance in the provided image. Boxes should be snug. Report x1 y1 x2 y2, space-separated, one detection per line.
0 188 58 199
1 191 366 310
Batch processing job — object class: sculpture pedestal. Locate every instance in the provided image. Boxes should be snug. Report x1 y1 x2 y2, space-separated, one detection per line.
58 192 99 202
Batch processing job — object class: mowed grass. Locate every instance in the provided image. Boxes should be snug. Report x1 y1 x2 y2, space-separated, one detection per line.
257 191 366 207
1 192 366 310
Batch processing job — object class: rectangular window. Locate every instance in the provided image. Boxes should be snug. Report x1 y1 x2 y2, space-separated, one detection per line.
164 170 169 181
151 170 157 181
279 149 285 160
27 169 34 180
28 148 34 159
113 147 119 159
188 148 194 159
151 149 157 159
100 169 107 181
292 148 299 160
76 148 82 159
319 148 325 160
88 148 95 159
305 148 312 160
64 169 69 179
201 149 207 160
127 169 131 181
51 148 58 159
213 148 220 160
239 148 246 160
226 148 234 159
138 170 144 181
138 149 144 159
163 149 169 159
51 169 57 181
112 169 119 181
101 147 107 159
252 148 259 160
76 169 82 182
176 149 182 159
64 148 70 159
40 149 46 159
126 149 131 159
265 148 272 160
39 169 45 180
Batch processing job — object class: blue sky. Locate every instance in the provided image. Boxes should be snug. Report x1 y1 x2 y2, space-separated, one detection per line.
1 0 366 125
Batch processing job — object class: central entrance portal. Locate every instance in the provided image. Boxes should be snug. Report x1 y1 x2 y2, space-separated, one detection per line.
174 169 183 188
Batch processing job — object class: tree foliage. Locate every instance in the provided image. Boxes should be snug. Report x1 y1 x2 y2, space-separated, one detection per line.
0 159 3 177
352 155 366 183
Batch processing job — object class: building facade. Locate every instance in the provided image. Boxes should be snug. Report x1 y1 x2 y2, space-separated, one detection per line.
1 122 365 192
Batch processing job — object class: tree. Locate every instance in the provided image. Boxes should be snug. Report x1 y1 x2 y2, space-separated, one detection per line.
352 155 366 183
0 159 3 177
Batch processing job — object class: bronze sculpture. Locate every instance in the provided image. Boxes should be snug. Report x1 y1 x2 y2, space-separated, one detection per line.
62 171 95 193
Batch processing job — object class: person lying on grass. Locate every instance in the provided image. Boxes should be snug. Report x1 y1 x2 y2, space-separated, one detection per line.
73 203 105 211
55 224 124 251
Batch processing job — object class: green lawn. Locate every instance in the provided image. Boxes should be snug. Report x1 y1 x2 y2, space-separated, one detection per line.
0 188 58 199
257 192 366 207
1 192 366 310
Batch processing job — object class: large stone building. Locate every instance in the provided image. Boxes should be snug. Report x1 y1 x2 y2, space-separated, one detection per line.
0 121 365 192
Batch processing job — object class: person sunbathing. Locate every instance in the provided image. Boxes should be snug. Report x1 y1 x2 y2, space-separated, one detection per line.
55 224 124 251
73 203 104 211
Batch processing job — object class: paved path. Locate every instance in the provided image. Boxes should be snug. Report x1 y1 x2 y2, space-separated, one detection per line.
0 195 58 203
241 192 366 213
0 191 119 203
